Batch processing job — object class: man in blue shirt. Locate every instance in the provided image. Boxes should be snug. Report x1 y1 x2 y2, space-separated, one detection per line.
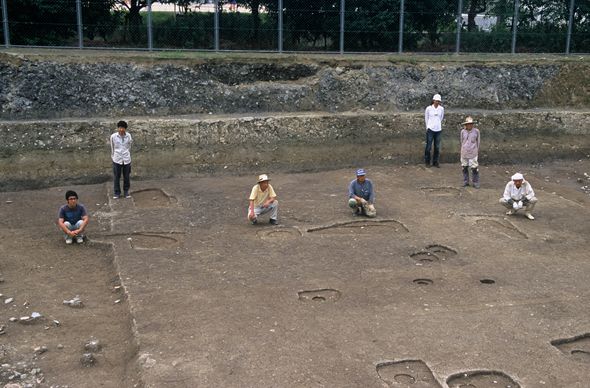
348 169 376 218
57 190 89 244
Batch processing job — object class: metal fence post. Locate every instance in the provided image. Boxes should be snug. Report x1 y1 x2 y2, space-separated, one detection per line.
339 0 345 54
147 0 153 50
1 0 9 48
76 0 83 48
511 0 520 54
455 0 463 54
398 0 404 53
566 0 575 55
278 0 283 53
214 0 220 51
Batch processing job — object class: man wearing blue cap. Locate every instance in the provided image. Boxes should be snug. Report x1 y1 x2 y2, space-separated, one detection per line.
348 169 376 218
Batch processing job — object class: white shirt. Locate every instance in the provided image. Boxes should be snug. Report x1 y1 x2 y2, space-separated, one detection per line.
110 132 133 164
424 104 444 132
503 180 535 201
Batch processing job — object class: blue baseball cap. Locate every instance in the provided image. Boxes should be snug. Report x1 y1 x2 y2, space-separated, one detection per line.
356 168 366 176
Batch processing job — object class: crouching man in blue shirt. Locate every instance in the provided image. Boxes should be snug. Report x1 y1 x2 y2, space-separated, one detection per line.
57 190 89 244
348 169 376 218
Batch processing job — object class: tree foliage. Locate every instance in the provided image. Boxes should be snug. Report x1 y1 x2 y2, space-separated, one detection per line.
6 0 116 45
3 0 589 52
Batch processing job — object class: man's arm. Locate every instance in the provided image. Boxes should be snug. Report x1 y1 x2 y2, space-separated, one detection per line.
524 183 535 200
77 215 89 233
348 181 362 202
248 199 256 220
502 183 512 200
263 197 275 208
110 134 115 159
368 182 375 204
424 107 429 128
58 217 74 236
263 186 277 207
440 106 444 123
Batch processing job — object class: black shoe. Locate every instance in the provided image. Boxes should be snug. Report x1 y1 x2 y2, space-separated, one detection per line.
433 162 440 168
425 162 431 167
251 218 258 225
269 219 278 225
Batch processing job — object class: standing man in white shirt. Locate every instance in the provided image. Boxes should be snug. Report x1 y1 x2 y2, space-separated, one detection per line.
424 93 445 168
499 173 538 220
110 120 133 199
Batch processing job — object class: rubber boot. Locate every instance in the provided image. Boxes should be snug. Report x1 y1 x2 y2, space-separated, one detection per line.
471 167 480 189
462 166 470 187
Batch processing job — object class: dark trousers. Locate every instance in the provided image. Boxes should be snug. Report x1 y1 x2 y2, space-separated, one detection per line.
113 162 131 196
424 129 442 164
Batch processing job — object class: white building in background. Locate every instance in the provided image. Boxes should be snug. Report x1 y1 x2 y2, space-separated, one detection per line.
462 14 498 32
148 1 245 13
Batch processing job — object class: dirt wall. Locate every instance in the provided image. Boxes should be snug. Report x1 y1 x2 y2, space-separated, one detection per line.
1 54 589 120
1 110 589 191
0 52 589 190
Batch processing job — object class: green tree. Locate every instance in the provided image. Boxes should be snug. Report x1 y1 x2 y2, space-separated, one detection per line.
405 0 457 46
236 0 277 46
82 0 117 41
345 0 401 51
7 0 112 45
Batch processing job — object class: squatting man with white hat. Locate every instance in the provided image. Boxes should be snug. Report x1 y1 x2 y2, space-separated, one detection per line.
248 174 278 225
500 173 538 220
348 169 376 218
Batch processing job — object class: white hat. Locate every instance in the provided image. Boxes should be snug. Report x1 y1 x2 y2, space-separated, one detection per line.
511 173 524 181
257 174 270 183
432 94 442 102
462 116 474 125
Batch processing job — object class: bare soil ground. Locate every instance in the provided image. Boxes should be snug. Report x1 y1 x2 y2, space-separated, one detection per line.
1 159 590 387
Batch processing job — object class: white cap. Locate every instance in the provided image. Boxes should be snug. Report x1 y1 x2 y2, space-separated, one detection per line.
511 173 524 181
257 174 270 183
433 94 442 102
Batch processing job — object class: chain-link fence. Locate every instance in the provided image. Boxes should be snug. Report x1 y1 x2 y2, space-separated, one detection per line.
1 0 588 54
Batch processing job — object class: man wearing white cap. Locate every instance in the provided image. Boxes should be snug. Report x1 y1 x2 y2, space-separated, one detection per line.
248 174 278 225
424 93 445 167
499 173 538 220
348 169 376 218
460 116 480 188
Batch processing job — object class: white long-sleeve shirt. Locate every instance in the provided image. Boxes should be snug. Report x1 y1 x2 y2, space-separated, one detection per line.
110 132 133 165
502 180 535 201
424 104 444 132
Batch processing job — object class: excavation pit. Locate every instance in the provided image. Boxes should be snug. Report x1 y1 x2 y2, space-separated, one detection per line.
394 374 415 384
298 289 341 303
571 350 590 362
551 333 590 363
307 219 409 235
425 244 457 259
474 218 528 239
131 188 174 208
446 370 520 388
257 227 302 241
376 359 442 387
128 233 180 250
